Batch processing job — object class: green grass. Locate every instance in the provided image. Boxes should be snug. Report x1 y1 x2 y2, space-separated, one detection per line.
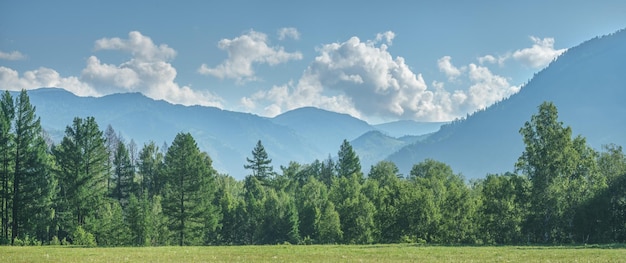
1 244 625 262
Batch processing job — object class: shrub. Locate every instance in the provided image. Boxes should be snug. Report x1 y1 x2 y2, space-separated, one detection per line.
73 226 97 247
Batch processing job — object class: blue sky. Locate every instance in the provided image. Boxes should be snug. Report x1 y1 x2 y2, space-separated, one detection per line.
1 0 624 123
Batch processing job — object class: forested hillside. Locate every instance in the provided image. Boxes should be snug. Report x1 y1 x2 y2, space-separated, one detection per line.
1 90 625 246
389 29 626 178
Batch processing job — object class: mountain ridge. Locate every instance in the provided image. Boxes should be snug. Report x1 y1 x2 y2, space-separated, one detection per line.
387 29 626 179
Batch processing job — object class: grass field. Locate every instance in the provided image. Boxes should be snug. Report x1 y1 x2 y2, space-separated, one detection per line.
1 244 625 262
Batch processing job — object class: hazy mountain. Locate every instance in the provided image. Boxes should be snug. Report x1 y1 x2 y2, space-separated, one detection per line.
387 29 626 179
21 88 441 179
270 107 376 156
25 88 319 178
374 120 446 138
351 130 428 173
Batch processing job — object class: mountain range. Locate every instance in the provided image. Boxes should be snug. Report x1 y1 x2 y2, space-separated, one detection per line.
12 28 626 180
20 88 441 178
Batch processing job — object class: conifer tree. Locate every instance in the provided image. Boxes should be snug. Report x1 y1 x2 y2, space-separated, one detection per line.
11 90 55 244
162 133 218 246
336 140 361 179
244 140 274 183
53 116 108 238
0 91 14 242
112 142 135 206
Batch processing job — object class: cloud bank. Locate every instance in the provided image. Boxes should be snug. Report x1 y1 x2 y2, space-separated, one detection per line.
0 31 223 108
242 31 521 122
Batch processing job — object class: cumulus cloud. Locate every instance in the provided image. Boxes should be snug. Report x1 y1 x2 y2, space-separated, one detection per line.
198 30 303 83
278 27 300 40
94 31 176 62
0 50 26 61
0 31 223 108
466 64 520 109
437 56 464 80
0 66 98 96
243 33 459 121
512 36 566 68
243 32 524 122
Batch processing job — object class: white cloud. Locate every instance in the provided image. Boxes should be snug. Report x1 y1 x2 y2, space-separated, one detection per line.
0 66 98 96
512 36 566 68
0 50 26 61
198 30 303 83
375 31 395 45
242 32 465 122
437 56 464 80
466 63 520 109
0 31 223 108
477 54 509 66
242 32 524 122
278 27 300 40
94 31 176 62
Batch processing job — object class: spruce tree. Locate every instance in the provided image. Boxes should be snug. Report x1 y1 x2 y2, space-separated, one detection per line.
336 140 361 179
162 133 218 246
112 142 135 207
244 140 274 184
53 116 108 238
0 91 14 242
11 90 55 244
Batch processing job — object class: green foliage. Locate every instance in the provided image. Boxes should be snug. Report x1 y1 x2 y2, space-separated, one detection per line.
244 140 274 184
336 140 361 179
161 133 218 246
72 226 96 247
0 96 624 247
516 102 604 243
53 116 109 235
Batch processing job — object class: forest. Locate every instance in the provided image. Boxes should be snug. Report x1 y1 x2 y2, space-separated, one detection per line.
1 89 625 246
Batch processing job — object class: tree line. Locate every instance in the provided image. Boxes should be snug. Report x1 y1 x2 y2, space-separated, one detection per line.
1 89 625 246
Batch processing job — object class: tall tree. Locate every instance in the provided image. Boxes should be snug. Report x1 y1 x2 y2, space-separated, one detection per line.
478 173 530 244
161 133 218 246
11 90 55 244
0 91 14 242
112 142 135 206
244 140 274 184
53 116 109 239
103 125 119 197
516 101 601 243
336 140 361 179
137 141 164 198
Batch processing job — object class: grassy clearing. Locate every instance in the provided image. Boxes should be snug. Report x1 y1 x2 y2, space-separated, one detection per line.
1 244 625 262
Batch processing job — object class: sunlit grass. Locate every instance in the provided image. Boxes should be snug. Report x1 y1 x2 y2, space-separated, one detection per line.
1 244 625 262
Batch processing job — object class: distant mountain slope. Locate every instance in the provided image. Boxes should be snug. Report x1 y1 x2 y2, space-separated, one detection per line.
25 88 318 178
388 29 626 179
351 130 427 172
271 107 376 156
374 120 446 137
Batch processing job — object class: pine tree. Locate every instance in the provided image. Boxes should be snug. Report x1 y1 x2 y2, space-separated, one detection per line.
137 141 164 199
336 140 361 179
244 140 274 184
53 116 108 239
0 91 14 242
11 90 55 244
161 133 218 246
112 142 135 207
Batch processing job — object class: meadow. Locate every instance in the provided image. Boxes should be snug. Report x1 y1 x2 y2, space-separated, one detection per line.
1 244 625 262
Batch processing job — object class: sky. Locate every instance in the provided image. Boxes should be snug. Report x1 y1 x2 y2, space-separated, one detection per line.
1 1 624 124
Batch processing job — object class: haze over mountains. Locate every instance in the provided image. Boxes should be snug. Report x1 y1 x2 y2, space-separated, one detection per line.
14 28 626 180
22 88 441 178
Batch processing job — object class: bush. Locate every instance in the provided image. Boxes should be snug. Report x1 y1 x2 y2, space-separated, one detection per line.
50 236 60 245
73 226 97 247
